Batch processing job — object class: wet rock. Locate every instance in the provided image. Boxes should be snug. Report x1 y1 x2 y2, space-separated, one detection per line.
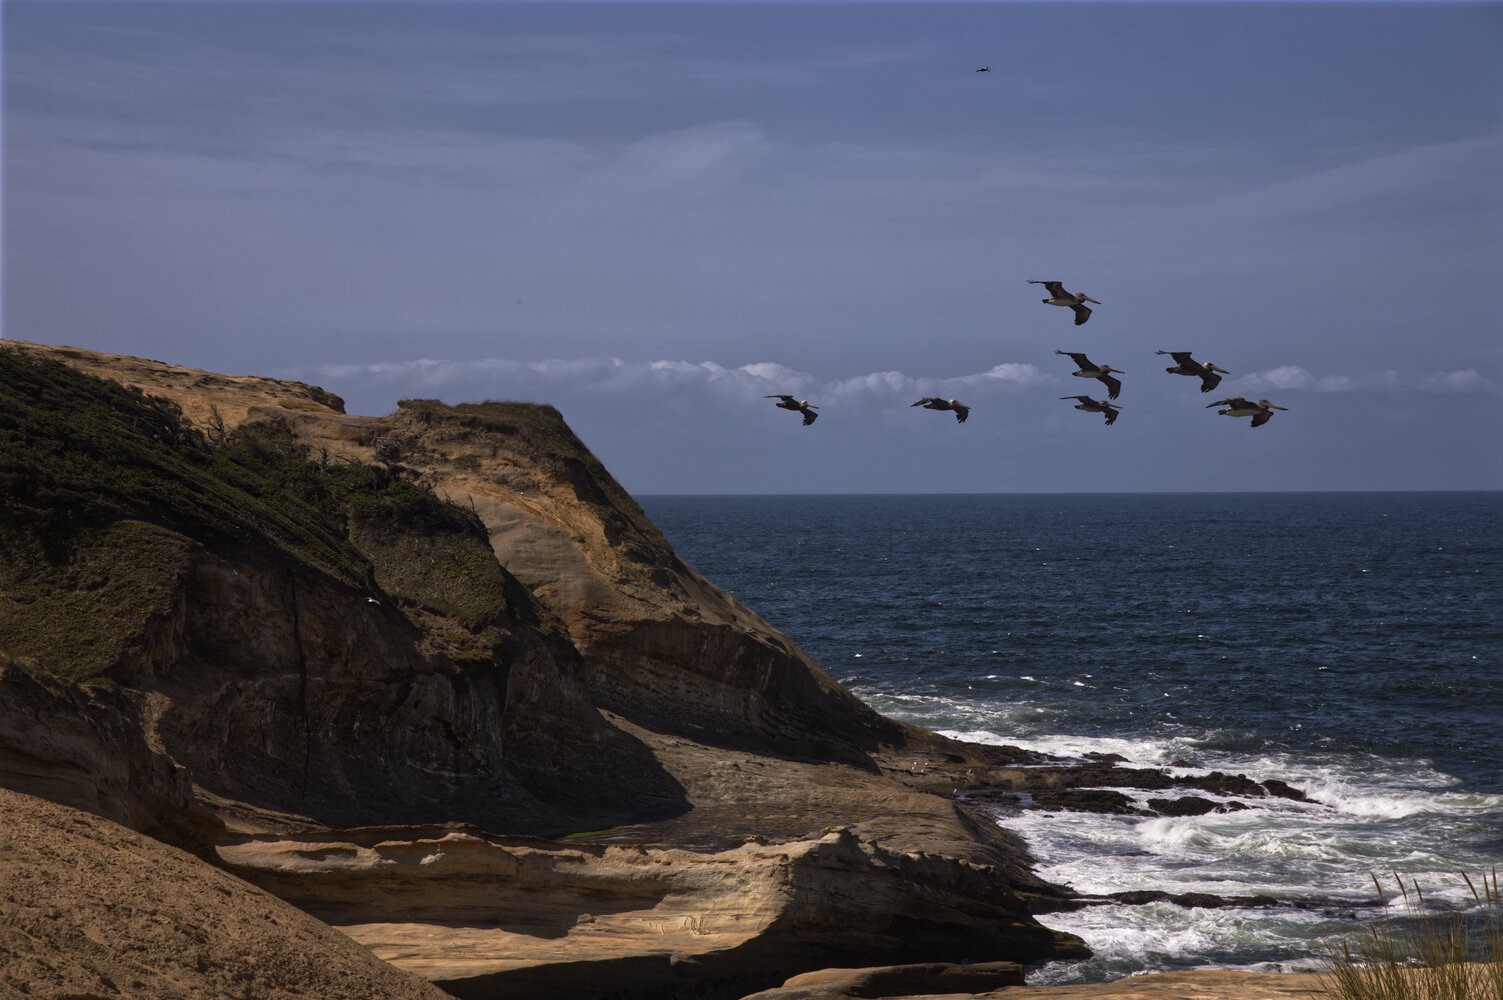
1030 789 1142 814
1147 796 1218 816
1263 779 1312 801
1187 771 1269 797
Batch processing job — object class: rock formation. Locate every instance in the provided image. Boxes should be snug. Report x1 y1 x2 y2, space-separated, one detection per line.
0 341 1323 1000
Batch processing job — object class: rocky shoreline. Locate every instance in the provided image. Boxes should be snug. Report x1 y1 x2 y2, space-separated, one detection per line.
0 341 1336 999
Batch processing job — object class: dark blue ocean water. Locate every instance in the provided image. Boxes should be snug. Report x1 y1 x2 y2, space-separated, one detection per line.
639 492 1503 981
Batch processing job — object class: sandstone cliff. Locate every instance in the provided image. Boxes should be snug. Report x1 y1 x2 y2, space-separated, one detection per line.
0 341 1084 998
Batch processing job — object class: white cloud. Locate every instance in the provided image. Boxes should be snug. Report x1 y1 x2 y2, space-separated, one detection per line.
970 363 1050 386
1243 365 1498 394
1415 369 1497 393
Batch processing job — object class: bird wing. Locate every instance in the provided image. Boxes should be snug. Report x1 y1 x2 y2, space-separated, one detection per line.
1168 351 1197 366
1249 410 1271 428
1103 407 1119 425
1070 303 1093 325
911 397 939 407
801 409 818 426
765 394 795 402
1198 371 1223 393
1056 350 1090 366
1029 280 1068 297
953 405 970 423
1100 374 1122 399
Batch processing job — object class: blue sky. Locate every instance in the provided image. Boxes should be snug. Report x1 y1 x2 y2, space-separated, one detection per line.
5 1 1501 493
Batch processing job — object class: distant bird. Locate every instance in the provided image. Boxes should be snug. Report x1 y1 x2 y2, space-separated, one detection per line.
1060 395 1122 425
911 397 971 423
976 66 991 72
1206 397 1288 428
1157 351 1229 393
766 394 819 426
1056 350 1123 399
1028 280 1100 326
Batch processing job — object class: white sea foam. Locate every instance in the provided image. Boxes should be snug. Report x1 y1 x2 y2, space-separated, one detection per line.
947 726 1503 981
1030 901 1342 984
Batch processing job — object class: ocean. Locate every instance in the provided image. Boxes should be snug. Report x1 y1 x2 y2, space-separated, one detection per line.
637 492 1503 983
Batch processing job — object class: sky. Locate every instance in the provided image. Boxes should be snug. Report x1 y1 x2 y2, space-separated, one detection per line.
4 0 1501 495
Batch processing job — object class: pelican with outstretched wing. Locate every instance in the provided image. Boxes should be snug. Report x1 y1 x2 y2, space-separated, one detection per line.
765 394 819 426
1056 350 1123 399
1060 395 1122 426
911 397 971 423
1207 397 1287 428
1028 280 1100 325
1157 351 1229 393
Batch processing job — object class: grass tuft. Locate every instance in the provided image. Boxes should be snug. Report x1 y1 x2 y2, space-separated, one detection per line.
1321 870 1503 1000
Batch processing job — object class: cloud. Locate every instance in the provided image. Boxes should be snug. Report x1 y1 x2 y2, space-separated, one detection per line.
1242 365 1498 394
1179 131 1503 230
569 121 771 209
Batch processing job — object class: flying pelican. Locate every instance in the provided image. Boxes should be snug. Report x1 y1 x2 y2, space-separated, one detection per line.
1156 351 1229 393
1206 397 1287 428
911 397 971 423
1056 350 1123 399
1027 280 1100 325
766 394 819 426
976 66 991 72
1060 395 1122 425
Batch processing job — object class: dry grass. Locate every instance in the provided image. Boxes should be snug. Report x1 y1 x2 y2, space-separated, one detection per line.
1322 871 1502 1000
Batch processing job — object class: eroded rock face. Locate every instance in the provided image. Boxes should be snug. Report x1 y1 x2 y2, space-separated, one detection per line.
141 546 681 834
0 661 217 853
374 397 916 765
218 827 1083 1000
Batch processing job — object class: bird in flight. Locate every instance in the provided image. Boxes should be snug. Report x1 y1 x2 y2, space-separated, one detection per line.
1157 351 1230 393
1056 351 1124 400
976 66 991 72
911 397 971 423
766 394 819 426
1207 397 1287 428
1060 395 1122 425
1028 280 1100 325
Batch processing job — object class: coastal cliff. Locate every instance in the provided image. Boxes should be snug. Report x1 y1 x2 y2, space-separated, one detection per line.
0 341 1083 998
0 341 1320 1000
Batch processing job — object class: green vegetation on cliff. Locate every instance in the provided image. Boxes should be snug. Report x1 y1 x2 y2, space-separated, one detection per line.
0 348 543 679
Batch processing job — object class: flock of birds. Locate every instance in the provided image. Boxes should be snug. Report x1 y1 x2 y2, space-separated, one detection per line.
767 279 1290 430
